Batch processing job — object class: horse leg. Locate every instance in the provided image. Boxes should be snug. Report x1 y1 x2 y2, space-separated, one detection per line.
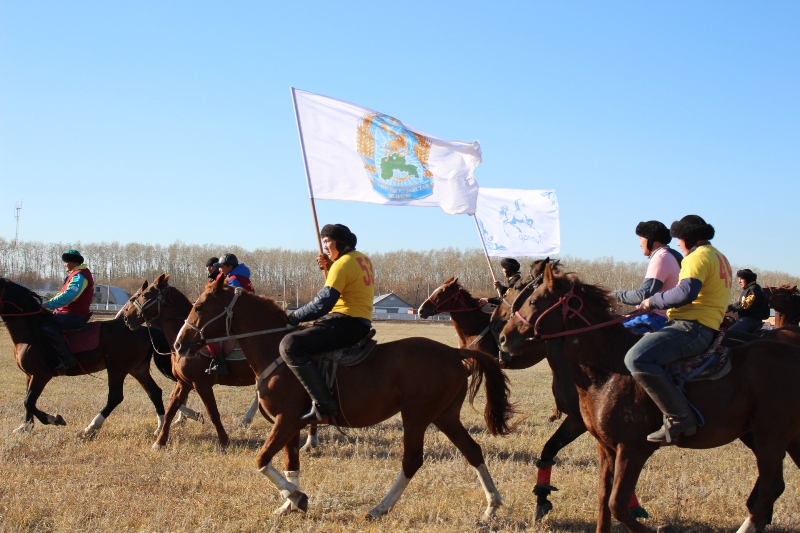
596 444 616 533
153 380 192 449
127 360 165 435
16 374 62 433
274 432 302 515
257 416 308 514
176 403 204 425
300 424 320 453
737 432 770 524
193 383 230 453
433 405 502 523
534 413 586 519
607 445 655 533
82 374 125 437
237 391 259 429
738 445 787 533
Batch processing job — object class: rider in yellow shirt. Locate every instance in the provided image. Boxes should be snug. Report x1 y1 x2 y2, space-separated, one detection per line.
280 224 375 423
624 215 732 445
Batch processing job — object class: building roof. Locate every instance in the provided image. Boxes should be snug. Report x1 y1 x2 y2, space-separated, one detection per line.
373 292 413 308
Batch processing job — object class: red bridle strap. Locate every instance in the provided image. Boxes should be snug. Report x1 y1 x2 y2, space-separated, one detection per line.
423 288 480 314
0 285 46 317
514 284 645 340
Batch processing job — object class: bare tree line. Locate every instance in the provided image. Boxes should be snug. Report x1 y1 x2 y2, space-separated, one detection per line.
2 237 798 309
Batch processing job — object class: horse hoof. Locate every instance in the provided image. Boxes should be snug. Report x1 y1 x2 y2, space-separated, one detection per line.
151 442 165 451
480 507 499 524
52 415 67 426
196 413 205 425
79 429 98 440
218 445 228 455
273 499 294 515
630 505 650 519
535 501 553 520
656 526 679 533
12 422 33 434
289 491 308 513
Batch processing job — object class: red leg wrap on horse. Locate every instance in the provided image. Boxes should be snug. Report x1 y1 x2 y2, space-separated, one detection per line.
628 492 640 510
536 465 552 485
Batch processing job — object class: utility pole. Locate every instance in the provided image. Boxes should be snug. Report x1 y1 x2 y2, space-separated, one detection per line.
14 201 22 246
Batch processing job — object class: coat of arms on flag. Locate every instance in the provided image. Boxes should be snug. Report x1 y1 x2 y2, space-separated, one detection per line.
357 114 433 201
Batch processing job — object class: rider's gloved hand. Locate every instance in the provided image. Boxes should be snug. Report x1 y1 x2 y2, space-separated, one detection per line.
287 313 301 327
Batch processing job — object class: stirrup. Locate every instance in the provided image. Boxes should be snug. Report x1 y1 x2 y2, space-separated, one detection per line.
206 357 229 375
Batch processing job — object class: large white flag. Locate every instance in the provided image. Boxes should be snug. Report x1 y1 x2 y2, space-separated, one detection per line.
292 88 481 215
474 188 560 256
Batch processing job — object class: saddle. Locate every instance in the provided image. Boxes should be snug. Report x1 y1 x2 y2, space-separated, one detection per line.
313 329 378 388
667 327 767 385
63 322 102 353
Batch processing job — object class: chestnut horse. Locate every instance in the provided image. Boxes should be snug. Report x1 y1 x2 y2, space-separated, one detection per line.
123 274 266 451
174 276 515 521
0 277 171 436
498 261 800 532
418 275 649 520
764 285 800 328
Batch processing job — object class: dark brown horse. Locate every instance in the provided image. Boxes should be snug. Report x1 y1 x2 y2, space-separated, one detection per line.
764 285 800 327
0 277 170 436
498 261 800 532
123 274 265 452
174 275 515 520
418 274 648 520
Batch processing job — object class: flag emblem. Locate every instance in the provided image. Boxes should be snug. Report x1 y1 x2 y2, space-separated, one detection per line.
357 114 434 201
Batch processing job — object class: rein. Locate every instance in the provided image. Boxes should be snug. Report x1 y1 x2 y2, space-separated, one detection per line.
0 285 46 317
515 284 645 340
422 288 480 314
182 287 294 345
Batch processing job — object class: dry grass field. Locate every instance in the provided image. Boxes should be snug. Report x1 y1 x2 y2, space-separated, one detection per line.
0 320 798 532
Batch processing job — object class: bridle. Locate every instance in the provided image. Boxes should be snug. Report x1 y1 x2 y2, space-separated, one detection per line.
422 285 481 314
180 287 294 346
514 283 644 341
129 286 187 327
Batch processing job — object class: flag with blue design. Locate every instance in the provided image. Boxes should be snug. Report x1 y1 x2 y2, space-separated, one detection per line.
475 188 560 256
292 88 481 215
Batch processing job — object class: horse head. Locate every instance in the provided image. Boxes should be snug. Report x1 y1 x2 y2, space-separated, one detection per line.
418 277 480 318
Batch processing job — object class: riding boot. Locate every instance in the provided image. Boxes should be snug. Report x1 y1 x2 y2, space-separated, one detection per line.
47 333 77 373
632 371 697 445
207 354 229 375
289 362 339 423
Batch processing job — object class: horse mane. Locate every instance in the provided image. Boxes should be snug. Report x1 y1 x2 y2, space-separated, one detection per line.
549 269 617 321
0 277 45 312
234 286 289 319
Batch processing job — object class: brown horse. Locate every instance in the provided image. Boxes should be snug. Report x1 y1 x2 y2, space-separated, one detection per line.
174 275 515 521
498 261 800 532
122 274 268 452
764 285 800 327
418 274 648 520
0 277 170 436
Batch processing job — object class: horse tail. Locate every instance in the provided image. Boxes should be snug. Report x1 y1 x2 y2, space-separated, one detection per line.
148 327 177 382
459 348 518 436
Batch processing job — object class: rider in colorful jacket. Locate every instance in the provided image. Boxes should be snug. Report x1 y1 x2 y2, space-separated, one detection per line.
40 249 95 373
624 215 732 445
726 269 770 333
614 221 683 333
206 253 254 375
280 224 374 423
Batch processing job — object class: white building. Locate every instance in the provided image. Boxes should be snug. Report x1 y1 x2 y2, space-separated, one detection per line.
372 293 424 321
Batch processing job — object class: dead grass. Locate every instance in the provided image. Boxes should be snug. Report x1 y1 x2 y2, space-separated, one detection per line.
0 321 798 532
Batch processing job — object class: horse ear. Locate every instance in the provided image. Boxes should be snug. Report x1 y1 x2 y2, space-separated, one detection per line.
140 280 148 291
454 277 459 284
164 273 171 284
544 263 555 289
211 274 226 292
155 273 167 286
445 276 455 284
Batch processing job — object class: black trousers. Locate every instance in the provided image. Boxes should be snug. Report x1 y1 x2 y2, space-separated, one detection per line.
279 313 370 367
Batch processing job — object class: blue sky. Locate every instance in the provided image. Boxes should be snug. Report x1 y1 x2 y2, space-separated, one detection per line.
2 2 798 275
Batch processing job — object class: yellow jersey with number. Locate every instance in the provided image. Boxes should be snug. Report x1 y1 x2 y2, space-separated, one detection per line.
667 244 732 330
324 250 375 321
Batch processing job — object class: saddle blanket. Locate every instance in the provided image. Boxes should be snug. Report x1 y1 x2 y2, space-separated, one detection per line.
65 323 102 353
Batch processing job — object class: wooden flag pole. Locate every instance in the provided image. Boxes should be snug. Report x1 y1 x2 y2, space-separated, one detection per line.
292 87 328 277
472 215 503 298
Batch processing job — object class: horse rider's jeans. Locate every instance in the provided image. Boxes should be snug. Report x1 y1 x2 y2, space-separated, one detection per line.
624 319 715 376
41 312 90 337
727 316 762 333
